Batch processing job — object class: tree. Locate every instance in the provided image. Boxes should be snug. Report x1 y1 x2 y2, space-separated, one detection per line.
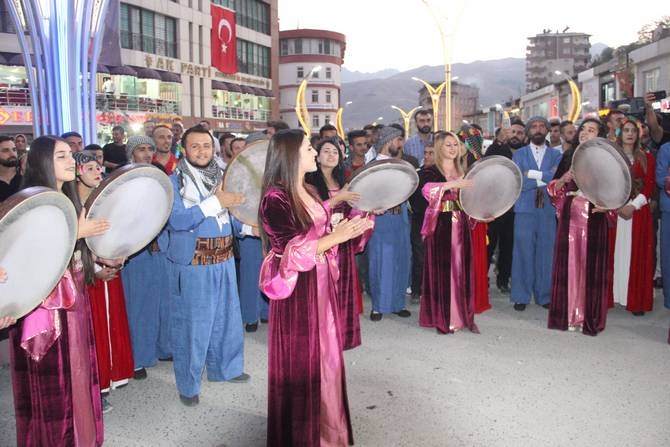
637 16 670 43
590 46 614 68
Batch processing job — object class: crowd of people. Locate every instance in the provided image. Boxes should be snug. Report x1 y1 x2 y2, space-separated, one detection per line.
0 92 669 445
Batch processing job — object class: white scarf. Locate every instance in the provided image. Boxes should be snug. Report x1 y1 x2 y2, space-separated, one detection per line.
179 160 229 229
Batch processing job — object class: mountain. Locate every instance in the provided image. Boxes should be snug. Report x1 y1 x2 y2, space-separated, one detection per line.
341 67 400 83
340 58 525 129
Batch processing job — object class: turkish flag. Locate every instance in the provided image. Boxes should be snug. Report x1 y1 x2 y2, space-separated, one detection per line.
211 5 237 74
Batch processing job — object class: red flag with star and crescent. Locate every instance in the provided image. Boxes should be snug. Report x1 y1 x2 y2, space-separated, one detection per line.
211 4 237 74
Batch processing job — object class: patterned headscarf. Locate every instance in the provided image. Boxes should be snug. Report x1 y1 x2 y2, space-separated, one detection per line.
458 124 484 158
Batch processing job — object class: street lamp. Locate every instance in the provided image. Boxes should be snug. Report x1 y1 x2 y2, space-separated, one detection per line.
335 100 353 140
391 105 422 137
554 70 582 122
295 65 322 136
412 76 446 132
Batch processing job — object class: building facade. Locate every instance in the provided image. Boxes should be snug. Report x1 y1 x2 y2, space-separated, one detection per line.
0 0 279 143
417 81 479 132
278 29 346 133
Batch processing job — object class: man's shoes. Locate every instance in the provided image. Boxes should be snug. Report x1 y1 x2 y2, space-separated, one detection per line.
393 309 411 318
179 394 199 407
133 368 147 380
632 311 645 316
245 322 258 333
370 311 383 321
101 397 113 414
159 356 173 362
513 303 527 312
228 373 251 383
541 303 550 309
653 277 663 289
260 318 269 324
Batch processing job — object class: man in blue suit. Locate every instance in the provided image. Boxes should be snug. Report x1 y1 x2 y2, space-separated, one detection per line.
511 117 562 311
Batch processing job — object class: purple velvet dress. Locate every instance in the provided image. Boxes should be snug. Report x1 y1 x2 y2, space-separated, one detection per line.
259 185 353 447
547 179 614 335
10 260 104 446
418 166 478 334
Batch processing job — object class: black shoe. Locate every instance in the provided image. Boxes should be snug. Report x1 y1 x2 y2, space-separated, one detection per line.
245 322 258 333
541 303 550 309
179 394 199 407
260 318 269 323
228 373 251 383
158 356 173 362
632 311 645 316
370 311 382 321
393 309 411 318
513 303 526 311
133 368 147 380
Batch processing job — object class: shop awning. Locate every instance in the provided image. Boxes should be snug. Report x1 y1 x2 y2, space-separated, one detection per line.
212 80 228 91
133 67 162 80
96 64 110 74
224 82 242 93
240 85 255 94
109 65 137 76
159 71 181 83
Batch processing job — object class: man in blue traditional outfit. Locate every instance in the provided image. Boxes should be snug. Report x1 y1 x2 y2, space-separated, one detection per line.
121 136 172 381
367 126 412 321
655 141 670 311
166 125 249 406
510 117 563 311
232 219 268 332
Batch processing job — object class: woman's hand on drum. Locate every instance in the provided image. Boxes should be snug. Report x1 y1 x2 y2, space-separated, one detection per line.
617 204 635 220
446 178 473 190
330 184 360 207
98 257 126 269
95 266 118 282
77 208 111 239
0 316 16 330
332 215 373 244
215 188 245 209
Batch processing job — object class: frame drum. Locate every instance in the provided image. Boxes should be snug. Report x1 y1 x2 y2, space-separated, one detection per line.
347 159 419 211
571 137 632 209
459 155 523 220
85 164 173 258
0 187 78 318
222 139 269 226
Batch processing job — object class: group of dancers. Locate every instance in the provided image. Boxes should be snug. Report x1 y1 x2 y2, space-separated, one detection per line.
0 104 669 446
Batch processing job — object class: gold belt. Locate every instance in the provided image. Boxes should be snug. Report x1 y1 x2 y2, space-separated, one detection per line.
442 200 461 212
191 236 233 266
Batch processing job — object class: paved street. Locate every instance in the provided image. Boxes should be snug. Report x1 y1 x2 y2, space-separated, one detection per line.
1 283 669 447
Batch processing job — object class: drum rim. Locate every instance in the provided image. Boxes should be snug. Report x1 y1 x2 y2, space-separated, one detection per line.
459 155 523 220
571 137 632 209
0 187 78 318
84 164 173 258
346 158 419 211
221 139 269 226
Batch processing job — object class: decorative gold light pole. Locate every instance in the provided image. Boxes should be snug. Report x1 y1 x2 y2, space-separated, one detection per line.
391 105 422 137
336 100 352 140
295 65 321 136
555 70 582 122
412 77 445 132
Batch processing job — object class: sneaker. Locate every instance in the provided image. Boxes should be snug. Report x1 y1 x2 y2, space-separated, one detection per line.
393 309 411 318
179 394 199 407
101 397 113 414
133 368 147 380
228 372 251 383
370 311 383 322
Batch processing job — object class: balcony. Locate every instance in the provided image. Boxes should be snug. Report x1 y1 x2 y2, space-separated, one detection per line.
0 87 30 106
211 104 270 122
96 93 179 114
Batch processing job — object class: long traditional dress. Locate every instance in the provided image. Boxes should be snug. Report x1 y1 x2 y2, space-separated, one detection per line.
547 179 615 335
87 274 134 391
329 188 373 350
419 166 479 334
259 185 353 447
612 152 656 312
10 263 104 446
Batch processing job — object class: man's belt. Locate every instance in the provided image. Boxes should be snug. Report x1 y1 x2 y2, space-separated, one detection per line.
191 236 233 266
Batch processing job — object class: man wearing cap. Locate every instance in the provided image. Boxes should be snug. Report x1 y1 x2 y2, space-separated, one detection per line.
367 125 412 321
121 135 173 381
510 116 562 311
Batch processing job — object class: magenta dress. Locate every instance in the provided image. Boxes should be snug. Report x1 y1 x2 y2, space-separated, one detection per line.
328 188 373 350
10 260 104 446
547 180 615 335
259 185 353 447
419 166 478 334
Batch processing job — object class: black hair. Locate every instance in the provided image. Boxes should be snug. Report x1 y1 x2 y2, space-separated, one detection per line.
347 129 367 145
112 125 125 133
84 143 103 152
413 108 433 120
0 135 12 144
182 124 214 148
319 123 338 138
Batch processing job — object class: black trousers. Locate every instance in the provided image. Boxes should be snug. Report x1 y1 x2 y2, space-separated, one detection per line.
487 210 514 286
410 213 425 297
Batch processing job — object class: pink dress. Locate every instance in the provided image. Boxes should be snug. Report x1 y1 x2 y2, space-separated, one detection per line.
259 185 352 446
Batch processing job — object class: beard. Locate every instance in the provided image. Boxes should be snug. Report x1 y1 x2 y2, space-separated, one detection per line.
530 133 547 146
508 138 525 150
418 125 431 134
388 143 402 158
0 157 18 167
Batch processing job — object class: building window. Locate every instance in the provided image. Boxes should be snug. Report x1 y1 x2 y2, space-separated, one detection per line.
312 115 320 128
312 69 319 79
280 40 288 56
236 39 270 78
325 91 331 103
0 2 16 33
644 68 660 92
325 115 331 124
214 0 270 35
325 67 332 79
121 3 177 57
297 66 304 78
311 90 318 103
294 38 302 54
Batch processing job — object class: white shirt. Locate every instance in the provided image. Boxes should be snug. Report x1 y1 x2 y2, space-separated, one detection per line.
530 143 547 168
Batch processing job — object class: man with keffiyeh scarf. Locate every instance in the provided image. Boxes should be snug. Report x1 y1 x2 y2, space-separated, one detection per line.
165 125 250 407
